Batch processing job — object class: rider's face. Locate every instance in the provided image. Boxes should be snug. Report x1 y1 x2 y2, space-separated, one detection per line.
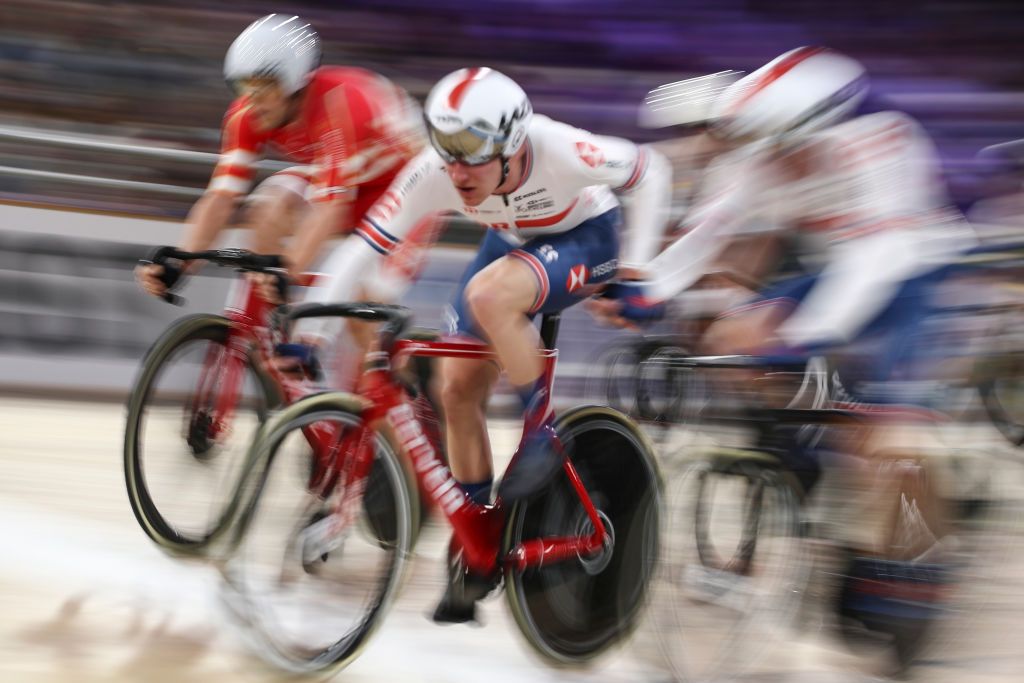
240 78 292 131
444 158 503 207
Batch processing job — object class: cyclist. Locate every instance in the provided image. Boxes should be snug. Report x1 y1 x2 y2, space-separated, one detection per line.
600 46 975 399
596 46 976 656
135 14 423 307
299 66 671 622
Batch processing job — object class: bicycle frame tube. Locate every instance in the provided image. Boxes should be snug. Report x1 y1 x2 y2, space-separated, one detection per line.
351 337 612 576
196 276 321 442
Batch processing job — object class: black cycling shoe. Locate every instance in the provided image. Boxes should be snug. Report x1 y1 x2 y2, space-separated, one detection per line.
431 544 499 625
496 424 562 502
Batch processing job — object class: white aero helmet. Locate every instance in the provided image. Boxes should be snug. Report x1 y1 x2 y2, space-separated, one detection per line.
224 14 321 95
424 67 532 165
711 47 868 143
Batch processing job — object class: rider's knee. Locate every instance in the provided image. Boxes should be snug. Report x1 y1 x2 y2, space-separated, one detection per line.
439 363 487 412
464 276 507 323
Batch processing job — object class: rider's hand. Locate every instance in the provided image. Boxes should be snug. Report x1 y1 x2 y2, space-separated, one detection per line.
588 281 667 329
250 270 290 305
585 296 639 330
135 260 182 298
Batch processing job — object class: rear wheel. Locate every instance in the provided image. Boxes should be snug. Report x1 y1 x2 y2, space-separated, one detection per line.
503 406 661 664
222 394 415 675
123 314 278 555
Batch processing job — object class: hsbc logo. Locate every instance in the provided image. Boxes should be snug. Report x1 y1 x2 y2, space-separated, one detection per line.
590 258 617 279
566 264 588 293
575 141 605 169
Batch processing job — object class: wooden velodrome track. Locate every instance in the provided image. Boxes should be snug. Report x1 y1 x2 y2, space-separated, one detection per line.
2 395 1023 682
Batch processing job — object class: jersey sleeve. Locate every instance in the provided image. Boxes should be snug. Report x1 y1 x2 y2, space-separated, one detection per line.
560 126 673 268
208 100 266 195
314 150 454 302
645 151 764 301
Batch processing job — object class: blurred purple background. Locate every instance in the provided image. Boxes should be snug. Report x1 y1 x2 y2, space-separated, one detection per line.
2 0 1023 214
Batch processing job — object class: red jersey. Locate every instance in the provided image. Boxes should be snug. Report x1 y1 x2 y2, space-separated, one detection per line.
208 66 424 202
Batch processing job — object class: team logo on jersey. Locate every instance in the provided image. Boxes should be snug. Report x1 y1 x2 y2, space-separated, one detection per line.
575 142 605 169
537 244 558 263
566 264 588 293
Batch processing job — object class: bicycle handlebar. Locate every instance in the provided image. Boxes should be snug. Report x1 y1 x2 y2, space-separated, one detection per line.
141 246 287 305
273 301 412 354
148 246 284 271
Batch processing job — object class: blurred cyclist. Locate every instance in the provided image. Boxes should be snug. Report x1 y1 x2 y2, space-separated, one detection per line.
598 46 974 391
596 46 977 660
301 66 671 622
135 14 423 305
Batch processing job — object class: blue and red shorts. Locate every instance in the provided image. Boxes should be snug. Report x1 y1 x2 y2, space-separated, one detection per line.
446 208 621 340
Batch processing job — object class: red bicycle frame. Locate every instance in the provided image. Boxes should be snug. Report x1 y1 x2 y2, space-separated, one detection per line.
331 334 611 577
193 276 346 483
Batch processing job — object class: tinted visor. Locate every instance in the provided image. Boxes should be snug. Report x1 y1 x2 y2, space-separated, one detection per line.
427 125 507 166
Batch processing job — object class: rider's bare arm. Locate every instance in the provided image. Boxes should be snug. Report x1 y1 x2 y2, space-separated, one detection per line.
643 151 763 301
284 196 354 275
178 190 241 255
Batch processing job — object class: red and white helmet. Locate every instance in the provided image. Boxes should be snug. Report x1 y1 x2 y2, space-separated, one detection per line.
711 47 868 142
424 67 532 165
224 15 321 96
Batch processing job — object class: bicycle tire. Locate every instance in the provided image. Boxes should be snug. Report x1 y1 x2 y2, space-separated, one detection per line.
123 313 279 555
223 393 416 675
693 455 802 575
503 406 661 665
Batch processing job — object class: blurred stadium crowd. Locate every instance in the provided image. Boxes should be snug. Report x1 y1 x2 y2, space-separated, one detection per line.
1 0 1023 221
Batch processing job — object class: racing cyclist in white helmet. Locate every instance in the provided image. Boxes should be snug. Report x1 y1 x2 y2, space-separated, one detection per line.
301 66 672 622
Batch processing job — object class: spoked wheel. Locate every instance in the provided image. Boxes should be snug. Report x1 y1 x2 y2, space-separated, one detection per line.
694 459 773 575
503 406 661 664
124 314 279 555
652 452 807 682
637 345 707 426
583 343 641 416
221 394 415 675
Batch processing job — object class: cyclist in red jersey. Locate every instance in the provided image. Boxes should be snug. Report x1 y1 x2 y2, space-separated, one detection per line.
136 14 423 298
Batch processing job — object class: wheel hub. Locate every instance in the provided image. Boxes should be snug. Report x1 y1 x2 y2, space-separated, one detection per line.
575 509 615 575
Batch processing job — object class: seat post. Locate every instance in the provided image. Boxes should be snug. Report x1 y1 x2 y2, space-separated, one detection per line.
539 313 561 350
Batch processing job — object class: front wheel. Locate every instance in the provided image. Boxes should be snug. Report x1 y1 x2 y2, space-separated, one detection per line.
221 393 415 675
123 314 278 556
503 406 661 664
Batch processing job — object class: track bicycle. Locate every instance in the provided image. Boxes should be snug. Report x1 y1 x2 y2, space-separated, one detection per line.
123 247 429 558
219 302 662 674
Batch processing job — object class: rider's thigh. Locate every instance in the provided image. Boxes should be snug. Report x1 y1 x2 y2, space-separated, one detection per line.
246 182 311 253
465 256 539 321
701 302 790 355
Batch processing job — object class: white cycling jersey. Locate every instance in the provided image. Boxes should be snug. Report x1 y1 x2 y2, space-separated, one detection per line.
306 114 671 310
645 111 976 346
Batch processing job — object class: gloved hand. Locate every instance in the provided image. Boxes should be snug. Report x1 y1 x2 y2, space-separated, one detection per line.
597 281 667 324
